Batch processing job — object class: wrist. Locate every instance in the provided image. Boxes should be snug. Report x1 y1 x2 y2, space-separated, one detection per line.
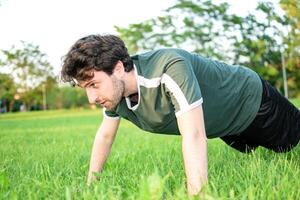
187 182 201 195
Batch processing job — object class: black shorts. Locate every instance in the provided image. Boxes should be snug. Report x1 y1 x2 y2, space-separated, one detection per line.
220 78 300 153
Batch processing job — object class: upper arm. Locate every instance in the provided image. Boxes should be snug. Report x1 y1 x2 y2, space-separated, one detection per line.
176 104 207 139
96 109 121 140
163 59 203 117
163 58 206 136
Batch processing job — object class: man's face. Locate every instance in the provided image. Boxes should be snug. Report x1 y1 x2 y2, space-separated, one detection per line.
79 70 125 111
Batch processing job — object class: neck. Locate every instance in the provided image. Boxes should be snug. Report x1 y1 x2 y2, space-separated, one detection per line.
123 68 138 97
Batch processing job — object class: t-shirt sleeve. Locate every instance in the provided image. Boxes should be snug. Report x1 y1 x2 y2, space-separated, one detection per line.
163 59 203 117
103 108 120 120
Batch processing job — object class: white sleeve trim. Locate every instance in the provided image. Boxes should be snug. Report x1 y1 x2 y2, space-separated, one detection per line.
161 73 189 109
175 98 203 117
102 108 120 120
136 72 203 118
138 76 161 88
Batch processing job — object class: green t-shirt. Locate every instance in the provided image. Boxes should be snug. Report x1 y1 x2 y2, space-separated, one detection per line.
104 48 262 138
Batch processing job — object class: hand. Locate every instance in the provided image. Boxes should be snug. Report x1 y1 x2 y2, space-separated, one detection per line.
87 171 98 186
188 184 208 199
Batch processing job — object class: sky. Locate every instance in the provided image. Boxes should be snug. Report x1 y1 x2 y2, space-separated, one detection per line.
0 0 270 75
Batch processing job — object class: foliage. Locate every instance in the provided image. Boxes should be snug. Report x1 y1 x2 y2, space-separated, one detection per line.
0 41 92 111
116 0 231 60
0 73 17 111
280 0 300 97
0 73 16 101
0 42 55 109
0 41 53 89
46 86 89 109
280 0 300 66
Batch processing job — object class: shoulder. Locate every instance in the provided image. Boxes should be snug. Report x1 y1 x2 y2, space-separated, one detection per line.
133 48 194 78
137 48 190 59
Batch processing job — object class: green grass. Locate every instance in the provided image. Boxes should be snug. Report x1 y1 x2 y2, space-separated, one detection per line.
290 98 300 108
0 105 300 200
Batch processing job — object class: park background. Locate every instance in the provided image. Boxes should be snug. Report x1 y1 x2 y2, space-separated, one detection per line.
0 0 300 199
0 0 299 112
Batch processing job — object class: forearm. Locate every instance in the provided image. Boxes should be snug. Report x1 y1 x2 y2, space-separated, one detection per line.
182 132 208 195
88 133 115 180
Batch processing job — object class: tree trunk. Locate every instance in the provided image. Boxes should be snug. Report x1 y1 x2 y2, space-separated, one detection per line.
9 100 14 112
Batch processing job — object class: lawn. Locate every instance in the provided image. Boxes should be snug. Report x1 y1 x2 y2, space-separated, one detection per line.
0 101 300 199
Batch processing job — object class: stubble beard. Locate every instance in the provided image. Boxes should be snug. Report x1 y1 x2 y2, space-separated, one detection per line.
106 76 125 111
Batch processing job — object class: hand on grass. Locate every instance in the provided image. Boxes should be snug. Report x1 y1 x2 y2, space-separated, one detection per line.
87 172 98 186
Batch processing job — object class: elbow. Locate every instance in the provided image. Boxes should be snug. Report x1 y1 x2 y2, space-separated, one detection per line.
95 132 115 145
182 130 207 143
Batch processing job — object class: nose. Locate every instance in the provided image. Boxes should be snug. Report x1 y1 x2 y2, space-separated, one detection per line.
86 88 97 104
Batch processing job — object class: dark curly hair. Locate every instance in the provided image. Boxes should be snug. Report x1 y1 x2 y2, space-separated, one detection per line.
61 34 133 85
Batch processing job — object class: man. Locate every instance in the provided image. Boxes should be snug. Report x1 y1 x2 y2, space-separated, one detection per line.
61 34 300 195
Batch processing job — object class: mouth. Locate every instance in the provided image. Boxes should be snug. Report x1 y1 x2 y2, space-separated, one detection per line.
95 100 106 106
100 101 106 107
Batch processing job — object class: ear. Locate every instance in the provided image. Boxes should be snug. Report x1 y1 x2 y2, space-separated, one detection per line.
113 61 125 78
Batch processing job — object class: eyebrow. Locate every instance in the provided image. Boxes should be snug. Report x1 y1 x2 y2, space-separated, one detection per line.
82 80 94 88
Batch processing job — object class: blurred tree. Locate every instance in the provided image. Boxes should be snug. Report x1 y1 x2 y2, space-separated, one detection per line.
0 42 91 111
223 2 284 84
51 86 88 109
1 41 53 88
224 1 300 96
0 42 54 109
0 73 17 112
116 0 231 60
26 76 59 110
280 0 300 97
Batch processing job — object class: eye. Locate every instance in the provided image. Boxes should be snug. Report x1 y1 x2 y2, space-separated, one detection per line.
89 83 98 88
